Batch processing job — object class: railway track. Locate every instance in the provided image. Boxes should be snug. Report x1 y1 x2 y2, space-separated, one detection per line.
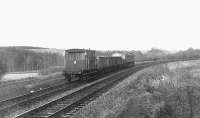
0 72 113 113
0 64 142 118
0 81 77 110
13 63 155 118
0 74 119 118
0 80 86 118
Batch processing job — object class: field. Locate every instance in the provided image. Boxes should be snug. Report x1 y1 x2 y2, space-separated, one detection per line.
0 71 64 101
72 60 200 118
0 66 65 82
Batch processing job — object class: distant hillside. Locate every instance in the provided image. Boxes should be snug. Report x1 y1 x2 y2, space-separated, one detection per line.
139 48 200 60
143 48 169 59
129 48 200 61
174 48 200 58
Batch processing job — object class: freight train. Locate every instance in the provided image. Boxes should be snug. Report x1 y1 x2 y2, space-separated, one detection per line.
63 49 135 82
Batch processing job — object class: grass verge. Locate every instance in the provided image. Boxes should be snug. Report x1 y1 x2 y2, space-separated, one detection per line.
72 60 200 118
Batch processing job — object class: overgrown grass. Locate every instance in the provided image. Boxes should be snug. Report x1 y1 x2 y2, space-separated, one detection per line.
72 60 200 118
122 62 200 118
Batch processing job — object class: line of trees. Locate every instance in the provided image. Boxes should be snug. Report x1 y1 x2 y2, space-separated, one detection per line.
0 47 64 73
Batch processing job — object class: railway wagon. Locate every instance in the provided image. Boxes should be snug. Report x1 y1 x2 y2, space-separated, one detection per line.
124 53 135 66
64 49 96 82
108 56 123 66
107 56 123 71
96 56 109 69
112 52 135 66
96 56 111 74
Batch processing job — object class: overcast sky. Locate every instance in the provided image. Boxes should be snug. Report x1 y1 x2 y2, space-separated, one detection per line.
0 0 200 51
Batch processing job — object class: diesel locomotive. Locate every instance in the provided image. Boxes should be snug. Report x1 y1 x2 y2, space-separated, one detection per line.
63 49 135 82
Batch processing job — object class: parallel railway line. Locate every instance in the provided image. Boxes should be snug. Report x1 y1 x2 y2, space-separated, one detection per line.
0 64 143 118
0 73 118 118
14 62 155 118
0 81 78 111
0 80 84 118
